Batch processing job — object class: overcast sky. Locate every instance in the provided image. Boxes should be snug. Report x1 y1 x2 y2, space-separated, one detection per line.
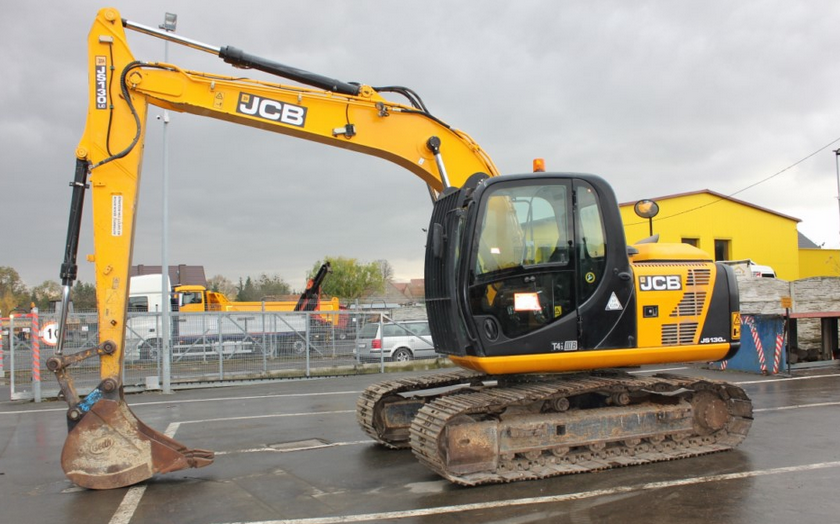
2 1 839 292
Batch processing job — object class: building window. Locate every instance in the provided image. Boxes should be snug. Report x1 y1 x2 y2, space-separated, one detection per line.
714 239 730 261
682 237 699 247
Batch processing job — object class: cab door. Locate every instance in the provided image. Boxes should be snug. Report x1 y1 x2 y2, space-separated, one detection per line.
464 175 635 357
465 178 577 356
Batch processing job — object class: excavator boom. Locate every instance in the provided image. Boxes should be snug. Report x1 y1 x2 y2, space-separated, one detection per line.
53 7 497 489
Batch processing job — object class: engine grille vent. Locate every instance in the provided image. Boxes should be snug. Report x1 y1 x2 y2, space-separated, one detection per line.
686 268 711 286
662 322 698 345
670 292 707 317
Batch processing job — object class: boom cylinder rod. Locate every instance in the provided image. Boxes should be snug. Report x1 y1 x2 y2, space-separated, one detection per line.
122 18 361 96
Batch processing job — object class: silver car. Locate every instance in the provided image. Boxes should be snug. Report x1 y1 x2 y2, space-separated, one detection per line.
356 320 436 362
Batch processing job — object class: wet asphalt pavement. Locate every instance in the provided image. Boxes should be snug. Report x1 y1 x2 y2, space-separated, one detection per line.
1 363 839 524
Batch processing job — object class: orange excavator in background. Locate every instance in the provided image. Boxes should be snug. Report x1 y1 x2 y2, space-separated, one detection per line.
295 262 332 313
50 8 751 489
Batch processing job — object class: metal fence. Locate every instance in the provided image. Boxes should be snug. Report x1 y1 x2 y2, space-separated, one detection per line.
2 307 434 401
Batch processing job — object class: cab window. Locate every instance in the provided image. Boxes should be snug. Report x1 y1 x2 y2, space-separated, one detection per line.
180 291 203 306
469 181 575 339
474 183 571 276
128 296 148 312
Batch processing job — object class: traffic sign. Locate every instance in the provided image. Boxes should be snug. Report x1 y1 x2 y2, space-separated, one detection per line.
41 322 59 346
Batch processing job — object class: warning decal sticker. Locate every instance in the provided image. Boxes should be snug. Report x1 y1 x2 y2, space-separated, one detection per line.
112 194 123 236
606 292 623 311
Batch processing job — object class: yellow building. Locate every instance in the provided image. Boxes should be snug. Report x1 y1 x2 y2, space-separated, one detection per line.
618 189 840 281
799 248 840 278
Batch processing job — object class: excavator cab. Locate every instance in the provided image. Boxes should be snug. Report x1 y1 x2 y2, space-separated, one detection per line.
426 171 740 377
426 172 636 365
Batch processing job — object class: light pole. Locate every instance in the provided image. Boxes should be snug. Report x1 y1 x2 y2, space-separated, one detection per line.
835 148 840 247
160 12 176 394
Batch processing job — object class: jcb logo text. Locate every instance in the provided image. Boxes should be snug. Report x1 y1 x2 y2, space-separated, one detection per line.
639 275 682 291
237 93 307 127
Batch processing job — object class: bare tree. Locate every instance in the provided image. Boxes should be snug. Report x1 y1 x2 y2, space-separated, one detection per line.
376 259 394 282
206 274 237 298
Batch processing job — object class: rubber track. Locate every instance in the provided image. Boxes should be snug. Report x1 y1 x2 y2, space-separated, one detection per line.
409 373 753 485
356 369 484 449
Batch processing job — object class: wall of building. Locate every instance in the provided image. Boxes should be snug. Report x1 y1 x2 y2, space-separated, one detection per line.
799 248 840 278
619 192 800 280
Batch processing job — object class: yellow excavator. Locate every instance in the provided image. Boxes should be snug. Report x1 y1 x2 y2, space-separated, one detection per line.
51 8 751 489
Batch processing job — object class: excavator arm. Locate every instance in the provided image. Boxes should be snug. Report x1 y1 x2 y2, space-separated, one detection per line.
295 263 331 312
51 7 498 489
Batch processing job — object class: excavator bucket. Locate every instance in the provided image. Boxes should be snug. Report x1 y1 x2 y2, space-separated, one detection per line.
61 397 213 490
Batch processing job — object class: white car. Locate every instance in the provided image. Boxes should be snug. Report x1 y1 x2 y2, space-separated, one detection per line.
355 320 437 362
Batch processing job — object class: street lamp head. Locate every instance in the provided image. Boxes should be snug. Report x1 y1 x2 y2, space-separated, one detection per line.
633 199 660 219
160 12 177 32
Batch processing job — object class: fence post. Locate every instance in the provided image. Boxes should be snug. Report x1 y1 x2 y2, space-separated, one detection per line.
155 310 162 379
261 308 267 373
31 308 41 403
217 311 224 381
0 312 4 379
9 314 15 398
354 300 360 364
305 312 311 377
379 315 385 374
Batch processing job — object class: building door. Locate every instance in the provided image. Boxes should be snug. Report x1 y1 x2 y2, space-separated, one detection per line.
714 239 731 261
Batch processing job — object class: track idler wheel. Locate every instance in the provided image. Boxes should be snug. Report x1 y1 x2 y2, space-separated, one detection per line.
61 398 214 489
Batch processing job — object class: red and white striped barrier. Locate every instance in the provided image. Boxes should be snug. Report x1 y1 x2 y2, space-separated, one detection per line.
31 310 40 385
744 316 767 373
773 333 784 375
0 319 4 378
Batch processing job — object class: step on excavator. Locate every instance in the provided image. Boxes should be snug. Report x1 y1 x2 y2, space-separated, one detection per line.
51 8 751 489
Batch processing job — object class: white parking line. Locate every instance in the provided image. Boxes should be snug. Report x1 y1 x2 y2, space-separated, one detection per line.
130 390 362 407
109 486 146 524
108 422 179 524
755 401 840 412
180 409 355 425
735 373 840 385
629 366 689 374
0 391 361 416
215 440 370 456
213 460 840 524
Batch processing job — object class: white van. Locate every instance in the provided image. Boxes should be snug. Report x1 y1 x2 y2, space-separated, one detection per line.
722 259 776 279
748 262 776 278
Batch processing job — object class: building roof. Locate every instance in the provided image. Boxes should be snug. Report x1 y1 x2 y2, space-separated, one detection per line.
408 279 425 299
619 189 801 223
798 231 820 249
